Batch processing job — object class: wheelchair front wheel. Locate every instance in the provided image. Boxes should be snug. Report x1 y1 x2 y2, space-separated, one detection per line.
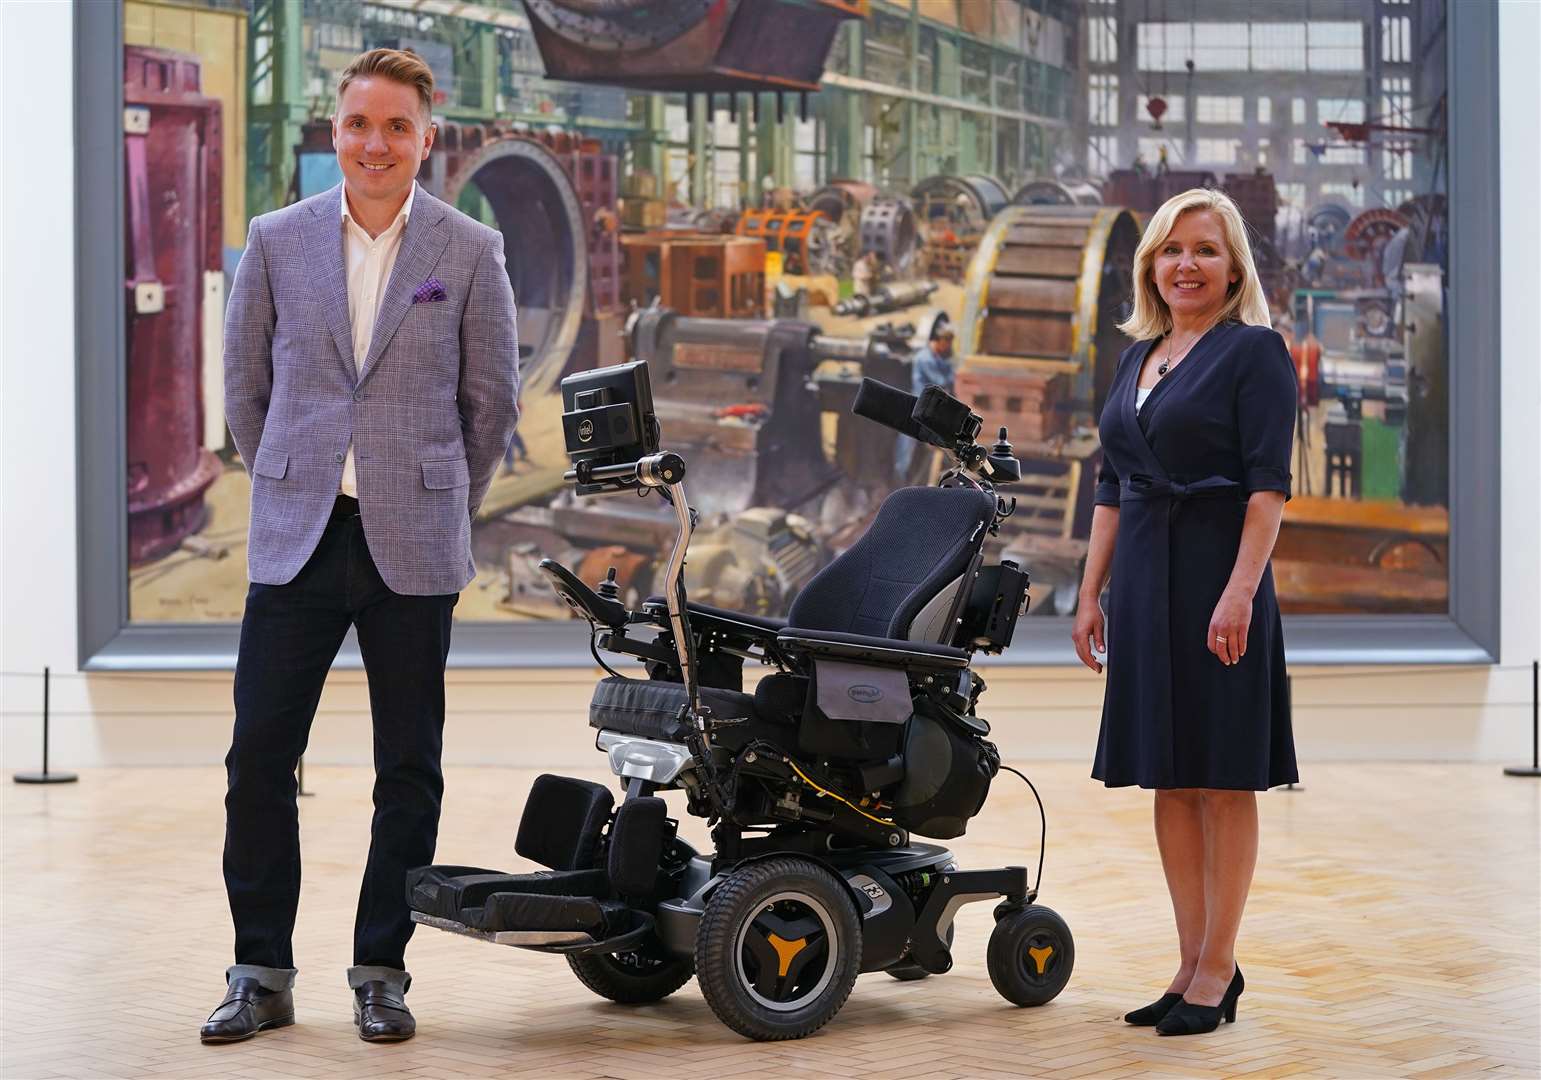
695 856 862 1041
567 944 694 1004
987 904 1074 1006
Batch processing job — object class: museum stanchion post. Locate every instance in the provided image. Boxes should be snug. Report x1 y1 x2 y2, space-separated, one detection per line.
13 667 79 785
1502 660 1541 778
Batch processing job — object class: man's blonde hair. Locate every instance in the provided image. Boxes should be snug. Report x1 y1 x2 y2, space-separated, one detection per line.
1118 187 1272 340
335 48 434 124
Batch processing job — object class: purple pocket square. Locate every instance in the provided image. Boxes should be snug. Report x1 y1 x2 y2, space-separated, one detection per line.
412 277 448 304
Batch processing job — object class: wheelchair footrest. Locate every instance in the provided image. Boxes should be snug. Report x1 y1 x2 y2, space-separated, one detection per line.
410 908 657 956
406 863 625 934
411 911 603 948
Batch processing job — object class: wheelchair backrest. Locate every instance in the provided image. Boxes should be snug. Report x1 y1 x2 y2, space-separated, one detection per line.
786 485 997 644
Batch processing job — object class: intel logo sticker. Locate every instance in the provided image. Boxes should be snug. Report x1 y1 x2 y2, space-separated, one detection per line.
848 684 882 704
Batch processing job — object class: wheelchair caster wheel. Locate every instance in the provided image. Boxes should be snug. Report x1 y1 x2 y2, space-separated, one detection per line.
885 923 954 981
567 943 694 1004
695 856 862 1041
987 904 1073 1006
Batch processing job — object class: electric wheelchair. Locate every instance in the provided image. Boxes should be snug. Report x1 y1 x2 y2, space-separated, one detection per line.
407 360 1074 1041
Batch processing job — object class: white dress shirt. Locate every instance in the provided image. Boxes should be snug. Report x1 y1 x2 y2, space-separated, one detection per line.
338 181 417 497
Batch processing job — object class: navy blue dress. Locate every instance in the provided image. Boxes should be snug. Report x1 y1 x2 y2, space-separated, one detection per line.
1091 321 1300 791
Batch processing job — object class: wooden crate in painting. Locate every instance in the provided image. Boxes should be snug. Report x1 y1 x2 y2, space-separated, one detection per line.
955 359 1070 443
621 233 767 319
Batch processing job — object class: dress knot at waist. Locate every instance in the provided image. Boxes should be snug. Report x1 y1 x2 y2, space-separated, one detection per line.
1122 475 1242 517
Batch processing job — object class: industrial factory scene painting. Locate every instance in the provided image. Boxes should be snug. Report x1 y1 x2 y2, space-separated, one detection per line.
123 0 1451 628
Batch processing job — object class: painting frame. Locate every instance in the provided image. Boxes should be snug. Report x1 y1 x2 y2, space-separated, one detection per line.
76 2 1500 669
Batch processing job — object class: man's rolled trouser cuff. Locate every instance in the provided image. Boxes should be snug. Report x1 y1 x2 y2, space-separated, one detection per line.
347 965 411 994
226 964 297 992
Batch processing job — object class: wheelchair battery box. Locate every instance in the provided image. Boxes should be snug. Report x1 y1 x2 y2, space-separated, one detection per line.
961 562 1028 653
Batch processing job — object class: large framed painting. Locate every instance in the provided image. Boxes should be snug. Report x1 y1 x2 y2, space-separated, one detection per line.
76 0 1498 668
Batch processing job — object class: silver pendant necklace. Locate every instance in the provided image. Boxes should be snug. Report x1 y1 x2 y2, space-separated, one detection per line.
1157 330 1198 378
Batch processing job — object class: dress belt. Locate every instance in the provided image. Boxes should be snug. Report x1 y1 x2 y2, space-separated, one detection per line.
1120 475 1242 519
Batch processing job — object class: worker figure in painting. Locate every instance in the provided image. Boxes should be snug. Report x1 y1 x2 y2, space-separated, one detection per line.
895 320 956 481
852 250 881 298
201 48 518 1047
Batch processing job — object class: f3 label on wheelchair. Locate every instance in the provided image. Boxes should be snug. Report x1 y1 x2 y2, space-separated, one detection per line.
407 359 1073 1041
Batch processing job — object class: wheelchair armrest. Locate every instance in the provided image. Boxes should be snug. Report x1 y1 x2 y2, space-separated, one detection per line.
641 596 787 639
775 627 970 670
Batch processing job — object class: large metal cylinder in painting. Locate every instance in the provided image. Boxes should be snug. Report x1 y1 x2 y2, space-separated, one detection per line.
857 198 918 276
123 46 223 566
434 123 622 394
735 209 841 276
910 173 1009 232
1012 179 1103 207
957 205 1140 431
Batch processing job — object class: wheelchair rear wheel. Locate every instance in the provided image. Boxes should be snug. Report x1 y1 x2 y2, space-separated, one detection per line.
987 904 1074 1006
695 856 863 1040
567 942 694 1004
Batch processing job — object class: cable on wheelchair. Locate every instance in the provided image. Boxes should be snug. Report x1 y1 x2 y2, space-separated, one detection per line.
997 764 1047 901
784 758 898 828
736 739 899 829
589 627 626 681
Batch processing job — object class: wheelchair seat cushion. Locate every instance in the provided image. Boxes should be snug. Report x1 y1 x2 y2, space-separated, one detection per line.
588 676 761 741
405 865 609 923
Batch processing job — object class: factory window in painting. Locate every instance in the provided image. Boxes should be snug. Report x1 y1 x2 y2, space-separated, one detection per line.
121 0 1452 627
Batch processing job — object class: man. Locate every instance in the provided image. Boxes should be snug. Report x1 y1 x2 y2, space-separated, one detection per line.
200 48 518 1045
895 321 956 480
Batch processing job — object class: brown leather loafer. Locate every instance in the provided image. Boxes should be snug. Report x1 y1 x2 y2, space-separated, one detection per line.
353 980 415 1042
199 977 295 1044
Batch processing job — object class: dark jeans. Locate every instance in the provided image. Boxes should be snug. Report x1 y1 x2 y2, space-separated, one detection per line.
223 496 457 972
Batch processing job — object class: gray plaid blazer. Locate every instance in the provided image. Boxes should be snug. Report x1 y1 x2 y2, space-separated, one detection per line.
224 183 519 595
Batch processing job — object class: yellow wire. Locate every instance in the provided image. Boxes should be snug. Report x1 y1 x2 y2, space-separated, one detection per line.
784 758 898 828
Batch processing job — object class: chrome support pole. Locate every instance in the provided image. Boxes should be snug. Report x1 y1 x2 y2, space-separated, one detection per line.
658 478 700 716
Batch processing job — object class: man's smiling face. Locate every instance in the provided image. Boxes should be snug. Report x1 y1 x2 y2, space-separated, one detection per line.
331 76 433 208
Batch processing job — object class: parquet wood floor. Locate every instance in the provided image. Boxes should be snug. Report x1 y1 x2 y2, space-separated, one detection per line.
3 764 1537 1079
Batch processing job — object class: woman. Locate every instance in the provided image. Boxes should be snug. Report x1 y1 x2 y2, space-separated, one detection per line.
1072 188 1298 1037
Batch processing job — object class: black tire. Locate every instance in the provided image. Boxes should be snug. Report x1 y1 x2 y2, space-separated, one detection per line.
987 905 1074 1006
695 856 863 1041
885 923 954 981
567 944 694 1004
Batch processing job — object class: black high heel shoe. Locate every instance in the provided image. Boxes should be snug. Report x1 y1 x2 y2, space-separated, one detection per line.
1123 992 1183 1026
1155 966 1244 1036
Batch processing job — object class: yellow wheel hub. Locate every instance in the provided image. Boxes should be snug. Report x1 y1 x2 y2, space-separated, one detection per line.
1027 944 1054 974
766 934 809 978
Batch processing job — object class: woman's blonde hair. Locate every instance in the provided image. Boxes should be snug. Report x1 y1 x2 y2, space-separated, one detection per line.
1118 187 1271 340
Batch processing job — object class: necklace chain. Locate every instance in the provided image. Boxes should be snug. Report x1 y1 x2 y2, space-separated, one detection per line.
1156 327 1203 378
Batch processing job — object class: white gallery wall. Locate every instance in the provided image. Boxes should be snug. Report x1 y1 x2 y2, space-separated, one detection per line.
3 1 1539 770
